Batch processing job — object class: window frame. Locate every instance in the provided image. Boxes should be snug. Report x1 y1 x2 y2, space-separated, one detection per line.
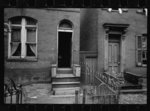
136 34 147 67
8 17 38 61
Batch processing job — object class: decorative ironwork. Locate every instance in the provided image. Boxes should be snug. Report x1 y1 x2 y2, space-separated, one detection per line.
4 78 22 104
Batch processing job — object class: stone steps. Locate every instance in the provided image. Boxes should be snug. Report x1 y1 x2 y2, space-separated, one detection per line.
56 74 75 78
57 68 73 74
53 87 81 95
52 68 80 95
52 77 80 82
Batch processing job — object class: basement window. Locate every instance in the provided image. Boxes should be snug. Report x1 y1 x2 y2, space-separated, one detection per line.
8 16 38 61
136 34 147 67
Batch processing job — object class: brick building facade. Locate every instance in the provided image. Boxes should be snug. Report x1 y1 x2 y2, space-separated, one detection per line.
4 8 147 90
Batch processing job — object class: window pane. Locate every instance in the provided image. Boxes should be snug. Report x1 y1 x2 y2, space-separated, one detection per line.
26 44 36 56
26 17 37 25
11 43 21 56
142 60 147 65
138 50 142 63
137 36 142 49
59 23 72 29
142 51 147 59
26 28 36 42
11 17 21 24
11 28 21 42
142 36 147 49
59 20 72 29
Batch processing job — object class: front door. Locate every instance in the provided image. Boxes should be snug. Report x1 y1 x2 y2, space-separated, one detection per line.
108 34 120 75
58 32 72 68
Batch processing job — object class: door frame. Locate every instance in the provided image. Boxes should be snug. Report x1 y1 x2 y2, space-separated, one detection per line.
103 23 129 76
104 31 126 75
57 29 74 68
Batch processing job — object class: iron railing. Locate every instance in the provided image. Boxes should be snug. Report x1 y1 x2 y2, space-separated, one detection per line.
80 61 124 104
4 78 23 104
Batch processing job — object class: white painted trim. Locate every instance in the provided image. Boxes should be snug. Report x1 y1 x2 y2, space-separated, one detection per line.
35 23 38 58
57 25 58 66
8 21 11 58
8 17 38 59
71 29 74 68
57 30 73 68
57 23 73 68
10 24 22 27
58 29 73 32
21 18 26 58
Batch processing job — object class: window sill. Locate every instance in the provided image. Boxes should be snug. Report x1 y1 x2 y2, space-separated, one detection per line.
7 57 38 62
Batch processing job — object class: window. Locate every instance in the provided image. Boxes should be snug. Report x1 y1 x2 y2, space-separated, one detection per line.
136 34 147 66
8 16 37 61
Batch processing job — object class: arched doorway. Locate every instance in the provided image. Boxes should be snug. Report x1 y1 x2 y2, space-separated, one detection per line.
58 19 73 68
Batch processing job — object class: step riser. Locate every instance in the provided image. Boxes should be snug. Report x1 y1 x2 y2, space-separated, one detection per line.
54 90 80 95
52 84 80 88
52 78 80 82
57 69 73 74
57 70 73 74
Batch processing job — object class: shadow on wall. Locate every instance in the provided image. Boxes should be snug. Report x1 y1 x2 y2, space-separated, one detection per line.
80 9 98 51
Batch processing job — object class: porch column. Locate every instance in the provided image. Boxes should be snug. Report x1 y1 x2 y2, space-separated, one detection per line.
120 35 126 76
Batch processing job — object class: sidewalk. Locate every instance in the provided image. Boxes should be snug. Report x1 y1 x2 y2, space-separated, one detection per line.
20 83 147 104
22 83 83 104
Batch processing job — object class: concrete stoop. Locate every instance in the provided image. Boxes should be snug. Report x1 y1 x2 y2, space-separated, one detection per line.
52 68 81 96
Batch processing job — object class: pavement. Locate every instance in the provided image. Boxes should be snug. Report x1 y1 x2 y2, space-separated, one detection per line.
22 83 84 104
5 83 147 104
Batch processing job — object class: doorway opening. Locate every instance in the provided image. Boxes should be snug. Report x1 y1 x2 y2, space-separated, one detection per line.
58 32 72 68
108 34 121 74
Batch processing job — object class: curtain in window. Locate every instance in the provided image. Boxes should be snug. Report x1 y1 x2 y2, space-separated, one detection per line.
29 44 36 55
26 44 36 56
11 43 21 56
11 28 21 56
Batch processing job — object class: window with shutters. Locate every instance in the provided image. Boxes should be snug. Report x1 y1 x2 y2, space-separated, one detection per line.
136 34 147 67
8 16 38 61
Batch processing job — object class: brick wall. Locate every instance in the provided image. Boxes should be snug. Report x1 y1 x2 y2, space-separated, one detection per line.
4 8 80 83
